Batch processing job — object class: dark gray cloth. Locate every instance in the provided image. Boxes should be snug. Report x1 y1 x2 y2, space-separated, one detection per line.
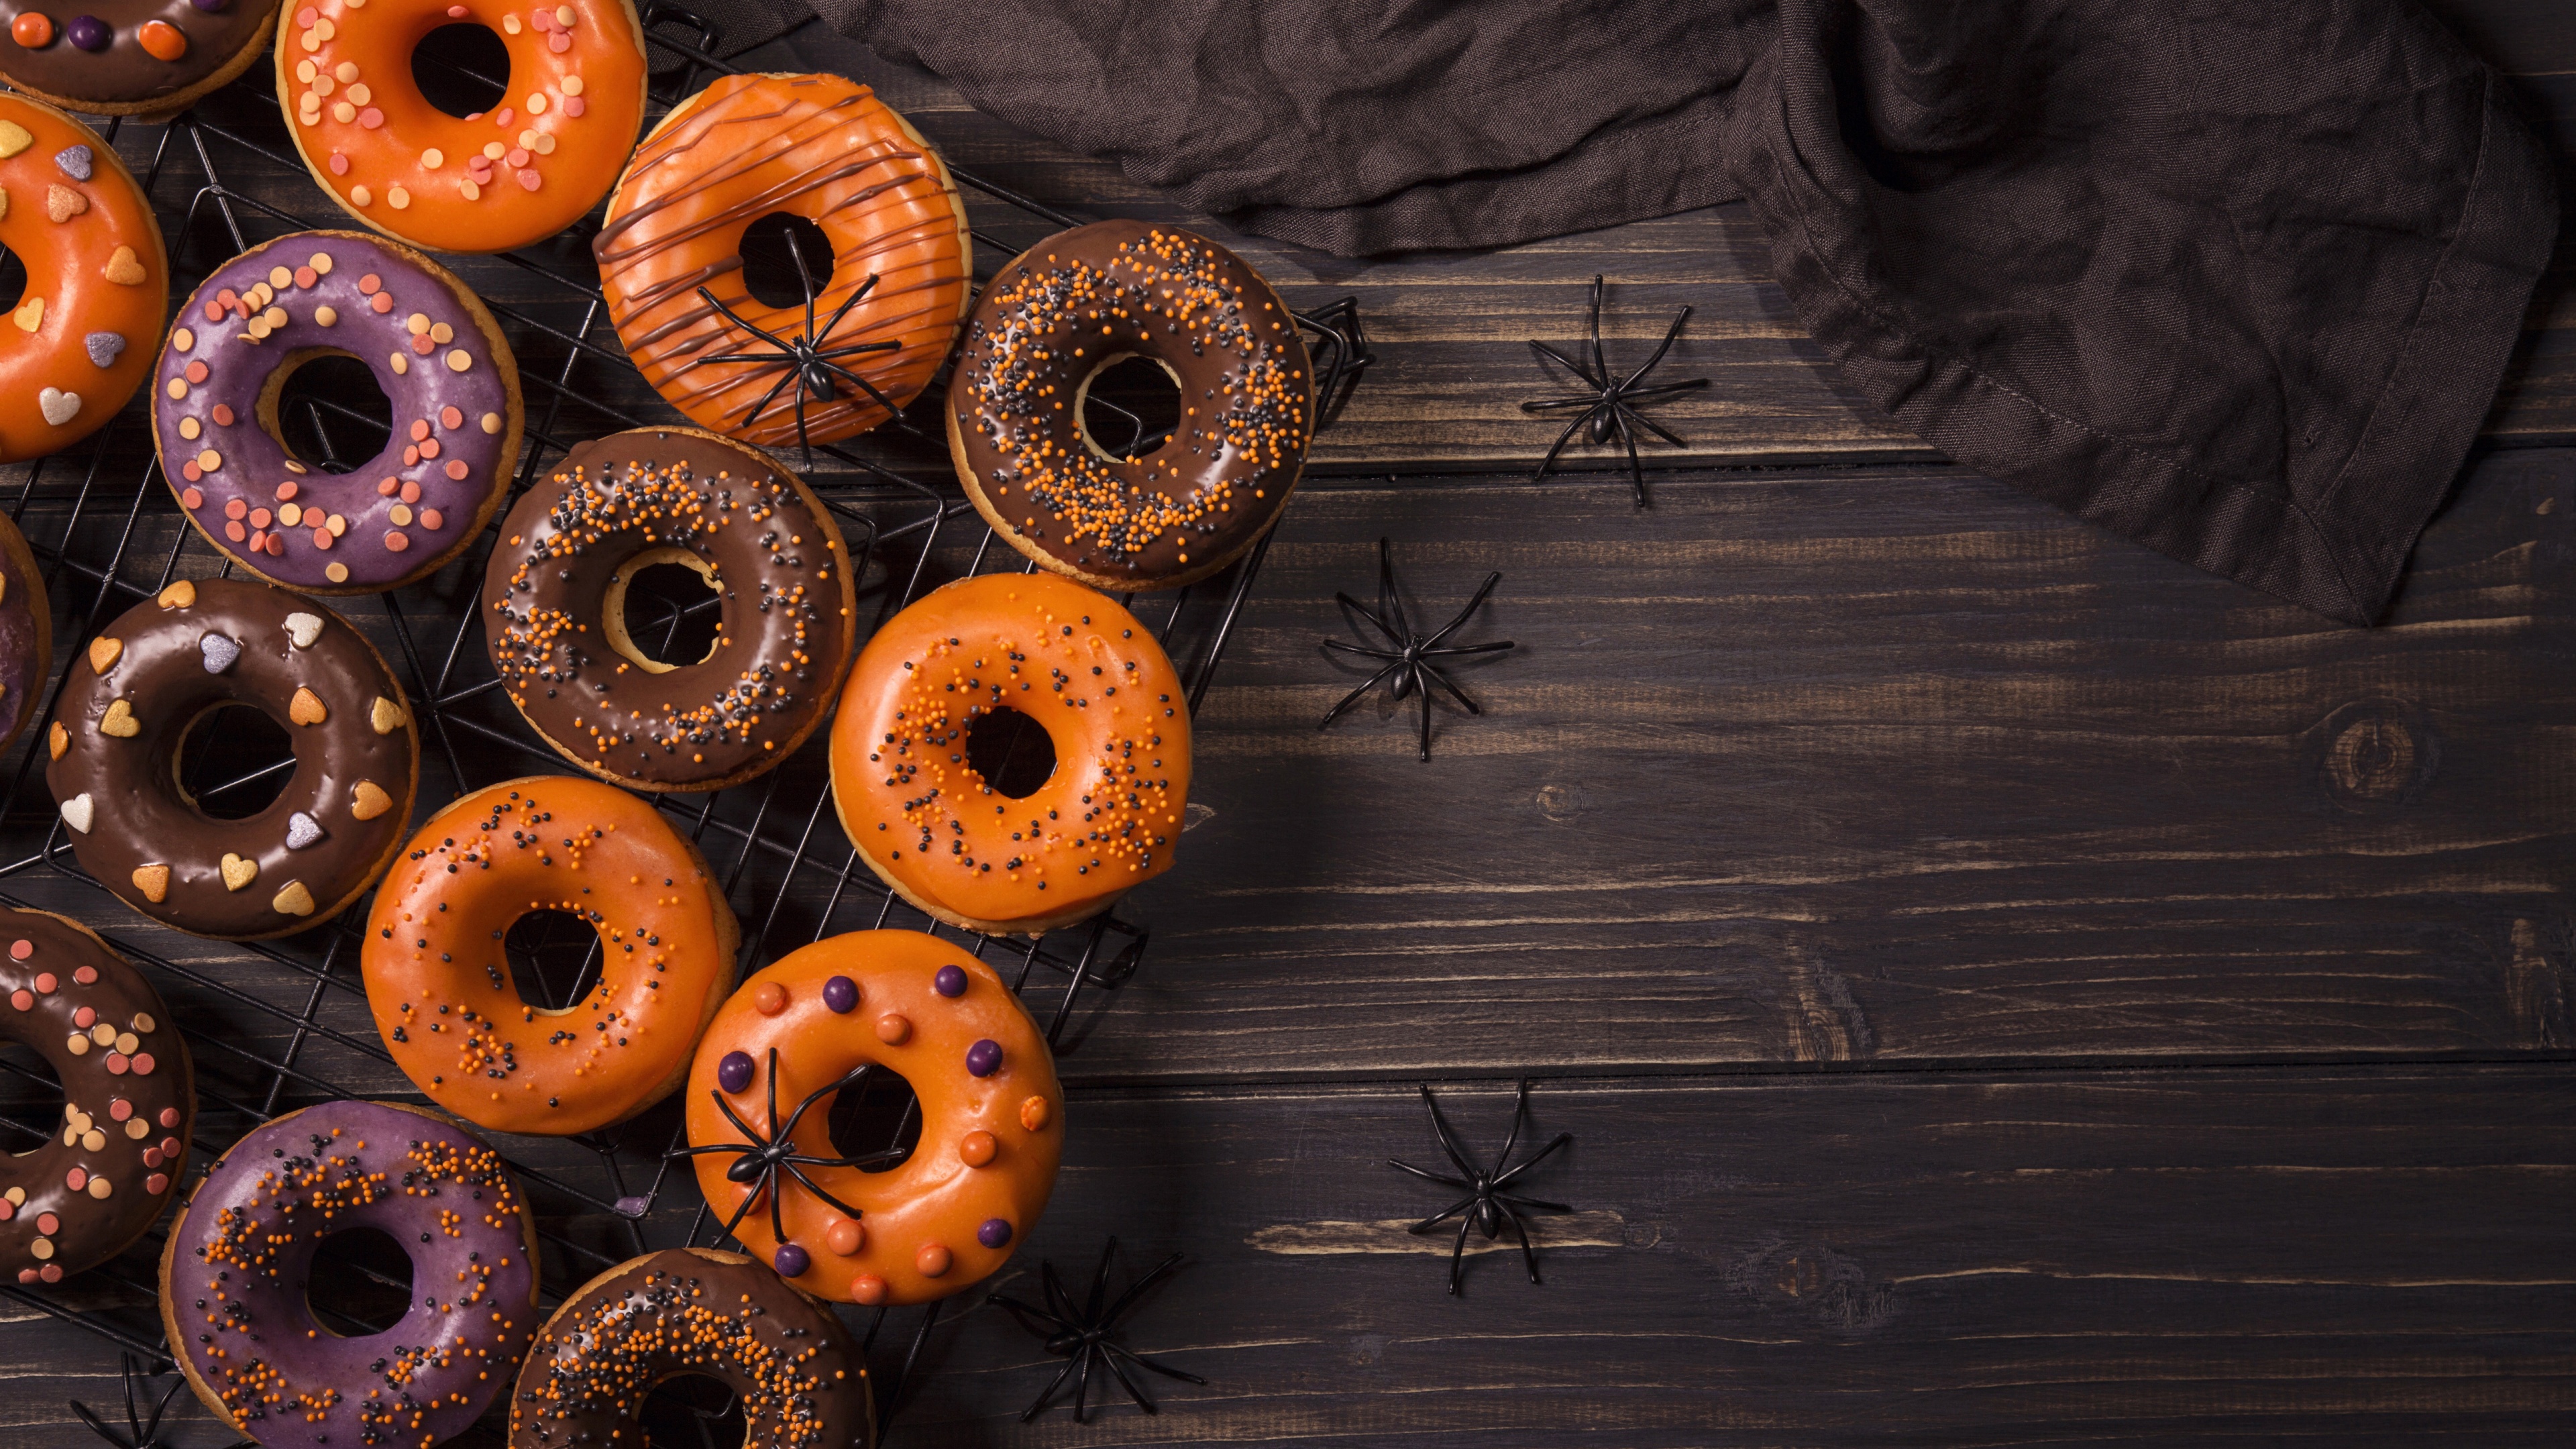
808 0 2559 623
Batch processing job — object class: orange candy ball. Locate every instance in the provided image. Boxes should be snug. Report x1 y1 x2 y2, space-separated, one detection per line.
9 12 50 46
824 1220 865 1256
959 1130 997 1168
916 1242 951 1278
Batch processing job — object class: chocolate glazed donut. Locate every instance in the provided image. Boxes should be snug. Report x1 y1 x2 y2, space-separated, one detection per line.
0 907 191 1287
949 220 1313 590
161 1099 539 1449
0 511 54 753
0 0 281 117
511 1247 873 1449
45 578 420 939
482 427 857 790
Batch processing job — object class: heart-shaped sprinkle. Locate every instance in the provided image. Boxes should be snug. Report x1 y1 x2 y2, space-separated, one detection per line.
103 246 144 286
370 696 405 734
37 388 78 427
286 812 322 849
129 865 168 904
44 184 86 223
53 146 89 181
289 687 326 724
9 296 36 332
0 122 26 159
97 699 138 737
83 331 123 368
284 612 323 648
58 794 92 833
350 780 392 820
271 881 315 916
218 853 256 891
86 637 120 673
199 634 241 674
157 580 195 609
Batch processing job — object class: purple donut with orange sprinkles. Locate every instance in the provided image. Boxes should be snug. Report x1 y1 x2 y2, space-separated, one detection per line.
152 229 523 594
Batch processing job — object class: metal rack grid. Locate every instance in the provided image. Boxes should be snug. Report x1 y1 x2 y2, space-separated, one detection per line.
0 10 1373 1442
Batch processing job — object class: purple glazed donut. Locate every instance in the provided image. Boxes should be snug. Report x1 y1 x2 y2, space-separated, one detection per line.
0 511 53 754
159 1099 540 1446
151 229 523 594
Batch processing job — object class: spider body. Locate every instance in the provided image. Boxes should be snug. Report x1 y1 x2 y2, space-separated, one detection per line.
667 1046 907 1263
1389 1079 1574 1295
694 228 906 463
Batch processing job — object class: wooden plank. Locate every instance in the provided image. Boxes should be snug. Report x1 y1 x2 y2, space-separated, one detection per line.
1043 447 2576 1081
771 8 2576 474
5 1066 2567 1446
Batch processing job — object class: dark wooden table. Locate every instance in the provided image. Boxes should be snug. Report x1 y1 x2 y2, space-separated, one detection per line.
2 1 2573 1444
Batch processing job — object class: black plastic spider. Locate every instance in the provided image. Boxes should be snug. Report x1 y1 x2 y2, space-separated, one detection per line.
1521 274 1709 508
694 227 904 464
667 1048 908 1253
1389 1079 1574 1295
988 1238 1204 1422
69 1353 241 1448
1319 537 1515 761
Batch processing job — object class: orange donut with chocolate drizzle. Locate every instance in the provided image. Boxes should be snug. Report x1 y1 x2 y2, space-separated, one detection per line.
596 72 971 451
277 0 649 254
827 572 1191 935
682 930 1062 1305
360 775 740 1135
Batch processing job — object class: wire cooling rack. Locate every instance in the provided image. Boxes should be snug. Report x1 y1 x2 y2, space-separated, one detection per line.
0 9 1373 1442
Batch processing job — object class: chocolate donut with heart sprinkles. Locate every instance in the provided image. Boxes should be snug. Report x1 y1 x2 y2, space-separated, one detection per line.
46 577 419 938
0 906 192 1286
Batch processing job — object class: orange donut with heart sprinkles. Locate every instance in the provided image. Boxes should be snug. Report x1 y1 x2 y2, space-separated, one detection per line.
276 0 648 254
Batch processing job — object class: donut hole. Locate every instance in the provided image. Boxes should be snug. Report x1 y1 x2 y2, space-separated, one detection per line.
503 908 606 1011
173 704 297 820
635 1374 747 1442
738 213 836 309
304 1226 417 1336
965 705 1057 799
1077 354 1184 461
269 351 394 474
603 551 724 672
411 22 512 119
0 1042 64 1151
826 1063 922 1175
0 245 27 316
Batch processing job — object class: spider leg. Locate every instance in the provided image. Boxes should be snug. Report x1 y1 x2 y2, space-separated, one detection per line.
1415 666 1437 759
66 1401 121 1446
1586 274 1609 387
146 1371 183 1437
1386 1157 1471 1190
1320 637 1401 662
714 1172 769 1245
1374 538 1414 643
1096 1345 1161 1413
780 1161 877 1222
122 1354 144 1434
1040 1256 1082 1327
1621 402 1695 451
710 1088 770 1148
784 226 820 347
1019 1348 1083 1422
1504 1201 1546 1284
1415 665 1481 720
1105 1341 1208 1385
813 339 905 360
1493 1191 1575 1214
1491 1130 1574 1189
696 286 799 354
1614 403 1648 508
663 1142 759 1159
1520 394 1607 413
1421 572 1505 649
1532 405 1598 482
1419 1085 1485 1181
1495 1077 1533 1163
1408 1192 1481 1233
733 365 801 434
1097 1250 1189 1328
768 1162 788 1244
1084 1238 1121 1325
814 270 883 343
1446 1210 1475 1295
1525 338 1609 393
1318 660 1405 730
1072 1341 1098 1423
1619 376 1712 405
1613 303 1694 391
988 1292 1074 1338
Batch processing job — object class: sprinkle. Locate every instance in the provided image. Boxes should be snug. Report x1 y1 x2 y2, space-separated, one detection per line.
350 183 372 206
52 146 90 181
286 812 323 848
219 853 255 890
104 246 145 284
84 331 124 368
199 634 241 672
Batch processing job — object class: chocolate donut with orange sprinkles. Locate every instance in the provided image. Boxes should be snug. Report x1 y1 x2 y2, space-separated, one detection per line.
159 1099 540 1449
949 219 1312 590
152 229 522 594
482 427 857 792
510 1246 873 1449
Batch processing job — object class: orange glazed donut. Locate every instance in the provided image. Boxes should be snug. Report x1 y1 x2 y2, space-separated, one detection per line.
0 93 165 463
828 572 1191 934
277 0 648 254
683 930 1061 1306
596 72 970 450
360 775 739 1134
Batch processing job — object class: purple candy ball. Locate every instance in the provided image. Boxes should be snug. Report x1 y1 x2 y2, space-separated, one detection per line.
822 974 859 1014
716 1049 755 1095
64 13 107 50
933 964 967 998
773 1243 810 1277
965 1038 1002 1077
977 1218 1012 1249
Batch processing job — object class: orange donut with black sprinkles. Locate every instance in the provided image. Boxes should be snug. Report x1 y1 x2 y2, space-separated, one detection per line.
949 219 1313 590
